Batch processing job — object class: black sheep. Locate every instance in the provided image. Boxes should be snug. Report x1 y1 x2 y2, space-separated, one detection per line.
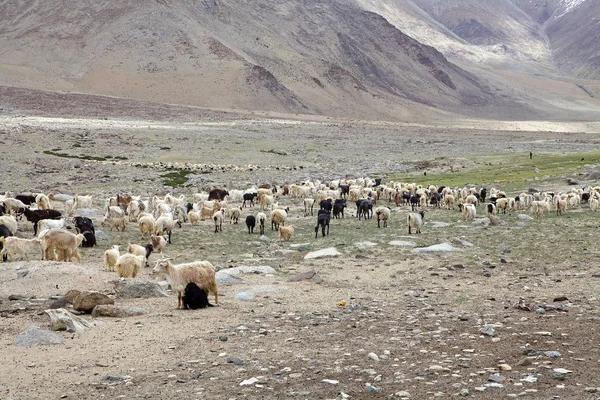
357 199 374 220
182 282 214 309
332 199 346 219
20 208 62 236
409 194 421 211
73 216 96 247
245 215 256 234
208 188 229 201
15 194 37 206
242 192 257 208
320 198 333 213
0 224 13 262
314 210 330 238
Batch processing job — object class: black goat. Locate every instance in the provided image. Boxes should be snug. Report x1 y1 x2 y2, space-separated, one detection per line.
0 224 13 262
15 194 37 206
245 215 256 234
320 198 333 213
357 199 374 220
429 192 441 208
182 282 214 309
315 210 331 238
73 216 96 247
409 194 421 211
332 199 346 219
480 188 487 203
20 208 62 236
208 188 229 201
242 192 257 208
339 184 350 199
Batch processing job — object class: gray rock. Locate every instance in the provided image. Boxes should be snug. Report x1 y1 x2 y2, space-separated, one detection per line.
91 305 148 318
8 294 27 301
219 265 276 276
289 243 310 248
544 351 562 358
73 291 114 313
480 325 496 336
94 230 109 240
45 308 94 332
215 272 247 285
226 356 244 366
112 278 168 298
16 269 29 278
304 248 341 259
488 373 505 383
354 241 377 249
413 243 461 253
72 208 96 218
517 214 534 220
587 171 600 180
288 270 318 282
566 178 579 185
49 297 67 309
15 325 63 346
235 292 254 301
389 240 416 247
259 235 270 242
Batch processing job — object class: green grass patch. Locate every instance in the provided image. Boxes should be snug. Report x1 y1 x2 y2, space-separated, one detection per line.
161 169 191 187
43 150 128 162
387 151 600 192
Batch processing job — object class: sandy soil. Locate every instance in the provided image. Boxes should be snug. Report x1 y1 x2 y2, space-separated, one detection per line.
1 91 600 400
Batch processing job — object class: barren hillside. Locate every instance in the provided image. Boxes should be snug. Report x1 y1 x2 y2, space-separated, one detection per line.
0 0 598 121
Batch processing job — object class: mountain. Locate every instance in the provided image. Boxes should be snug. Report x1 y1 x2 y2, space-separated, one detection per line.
0 0 598 121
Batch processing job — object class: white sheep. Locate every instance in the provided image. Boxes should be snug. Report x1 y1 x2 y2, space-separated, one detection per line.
256 212 267 235
228 207 242 224
138 214 156 240
462 203 477 221
1 198 27 214
407 210 425 234
213 209 225 233
35 193 52 210
590 197 599 211
115 253 145 278
152 258 219 309
0 237 42 261
37 218 67 234
105 205 125 219
188 210 201 225
279 225 295 241
101 216 127 232
103 245 120 271
39 228 85 262
270 209 287 231
149 235 168 254
155 212 178 243
0 215 18 235
72 194 93 211
303 198 315 216
374 206 391 228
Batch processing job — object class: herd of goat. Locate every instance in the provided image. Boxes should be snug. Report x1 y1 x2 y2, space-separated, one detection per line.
0 177 595 308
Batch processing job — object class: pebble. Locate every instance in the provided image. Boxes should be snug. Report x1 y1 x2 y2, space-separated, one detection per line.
520 375 537 383
321 379 339 384
239 377 259 386
479 325 495 337
367 352 380 362
459 389 469 396
498 364 512 371
218 335 228 342
544 351 561 358
394 390 410 398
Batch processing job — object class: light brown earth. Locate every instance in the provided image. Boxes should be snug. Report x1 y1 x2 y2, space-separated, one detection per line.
1 89 600 400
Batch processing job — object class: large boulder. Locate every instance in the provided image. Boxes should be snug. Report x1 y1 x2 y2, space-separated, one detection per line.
15 325 63 346
45 308 94 332
304 248 341 260
112 278 168 299
92 305 148 318
73 291 114 313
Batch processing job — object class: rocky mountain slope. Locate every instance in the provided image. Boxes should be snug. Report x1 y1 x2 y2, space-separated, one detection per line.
0 0 598 121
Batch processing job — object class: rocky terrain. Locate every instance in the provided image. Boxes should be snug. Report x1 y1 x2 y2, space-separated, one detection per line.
1 91 600 399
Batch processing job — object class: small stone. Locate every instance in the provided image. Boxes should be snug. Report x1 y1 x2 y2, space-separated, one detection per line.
235 292 254 301
365 383 378 392
536 308 546 314
394 390 411 398
226 356 244 366
488 374 505 383
520 375 537 383
321 379 339 384
498 364 512 371
239 377 259 386
367 352 380 362
544 351 561 358
218 335 228 342
459 388 469 396
480 325 495 336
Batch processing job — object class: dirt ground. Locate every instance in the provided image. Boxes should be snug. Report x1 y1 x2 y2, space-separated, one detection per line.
1 89 600 400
